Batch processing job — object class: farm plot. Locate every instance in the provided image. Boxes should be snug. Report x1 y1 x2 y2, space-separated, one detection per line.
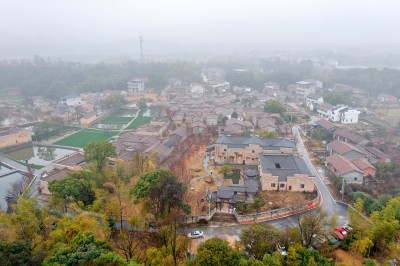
54 129 119 148
99 116 133 123
125 113 153 130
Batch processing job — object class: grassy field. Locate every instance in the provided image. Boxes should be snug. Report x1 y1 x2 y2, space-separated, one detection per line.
54 129 119 148
99 116 133 123
376 108 400 117
125 114 153 129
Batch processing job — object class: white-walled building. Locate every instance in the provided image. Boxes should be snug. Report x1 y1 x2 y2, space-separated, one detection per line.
329 105 360 124
127 79 145 92
61 93 81 107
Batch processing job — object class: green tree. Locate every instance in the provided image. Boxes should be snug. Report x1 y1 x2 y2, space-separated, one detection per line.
48 176 96 212
219 164 233 176
253 129 279 138
0 241 34 266
297 207 329 248
44 231 111 266
231 111 238 119
84 141 116 172
264 99 286 114
137 99 147 111
262 253 282 266
240 223 281 260
195 238 241 266
130 169 190 218
103 93 127 110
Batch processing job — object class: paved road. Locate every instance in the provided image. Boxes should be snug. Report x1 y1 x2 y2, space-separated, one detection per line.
292 125 348 225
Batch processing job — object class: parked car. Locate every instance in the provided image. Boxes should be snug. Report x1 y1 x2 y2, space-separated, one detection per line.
335 227 347 237
331 230 344 241
342 225 353 232
325 234 339 245
187 231 204 239
342 221 353 232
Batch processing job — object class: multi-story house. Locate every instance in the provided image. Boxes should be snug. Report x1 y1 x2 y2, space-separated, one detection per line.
213 135 295 165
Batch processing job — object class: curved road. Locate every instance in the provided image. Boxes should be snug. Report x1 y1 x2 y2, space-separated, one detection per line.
184 126 348 237
292 125 348 224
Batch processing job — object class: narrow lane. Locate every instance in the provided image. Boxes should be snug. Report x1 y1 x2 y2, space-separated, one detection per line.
292 125 348 225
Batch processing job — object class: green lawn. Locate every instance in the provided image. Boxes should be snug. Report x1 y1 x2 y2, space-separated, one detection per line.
99 116 133 123
125 114 153 130
54 129 119 148
224 169 241 184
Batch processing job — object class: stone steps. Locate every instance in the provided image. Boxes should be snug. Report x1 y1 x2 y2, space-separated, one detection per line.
211 212 238 223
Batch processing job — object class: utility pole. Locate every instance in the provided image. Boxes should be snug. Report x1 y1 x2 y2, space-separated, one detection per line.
139 35 144 65
341 177 345 201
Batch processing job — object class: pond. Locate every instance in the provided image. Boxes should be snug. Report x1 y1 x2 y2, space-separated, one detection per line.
0 168 25 210
5 145 77 167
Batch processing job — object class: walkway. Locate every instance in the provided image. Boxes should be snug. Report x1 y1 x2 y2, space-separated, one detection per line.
189 154 222 186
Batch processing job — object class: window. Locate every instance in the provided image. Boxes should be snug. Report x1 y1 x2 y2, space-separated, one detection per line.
280 183 285 188
252 150 255 153
271 183 276 187
300 184 305 189
354 177 357 181
275 163 281 169
223 149 226 151
224 157 226 159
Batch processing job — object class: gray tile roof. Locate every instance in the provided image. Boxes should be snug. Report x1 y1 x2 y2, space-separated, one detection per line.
216 135 295 150
259 154 313 182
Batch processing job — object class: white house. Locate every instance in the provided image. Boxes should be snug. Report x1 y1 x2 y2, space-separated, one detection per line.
61 93 81 107
127 79 145 92
329 105 360 124
306 96 324 111
317 103 334 118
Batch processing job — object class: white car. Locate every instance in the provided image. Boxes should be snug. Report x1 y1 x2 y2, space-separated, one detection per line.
188 231 204 239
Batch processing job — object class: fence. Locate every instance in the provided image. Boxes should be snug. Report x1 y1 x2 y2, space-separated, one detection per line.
233 193 322 224
176 207 217 225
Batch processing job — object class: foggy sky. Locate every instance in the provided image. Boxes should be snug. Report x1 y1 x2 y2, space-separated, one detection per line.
1 0 400 60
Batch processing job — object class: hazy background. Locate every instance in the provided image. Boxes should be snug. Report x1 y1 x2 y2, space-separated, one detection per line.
1 0 400 60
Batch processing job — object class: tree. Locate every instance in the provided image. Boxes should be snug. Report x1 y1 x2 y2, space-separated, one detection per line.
262 253 282 266
231 111 238 119
130 169 191 219
48 176 96 212
137 99 147 111
240 223 281 260
44 231 112 265
84 141 116 172
297 207 329 248
103 93 127 110
0 241 34 266
195 238 241 266
131 152 157 176
264 99 286 114
251 129 279 138
219 165 233 176
323 91 351 106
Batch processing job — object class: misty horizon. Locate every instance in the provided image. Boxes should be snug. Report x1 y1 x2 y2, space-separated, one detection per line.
2 0 400 61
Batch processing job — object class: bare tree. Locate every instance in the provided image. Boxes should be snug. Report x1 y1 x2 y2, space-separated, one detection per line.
297 207 329 248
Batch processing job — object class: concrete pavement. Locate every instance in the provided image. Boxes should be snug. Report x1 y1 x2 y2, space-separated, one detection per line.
292 125 348 225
